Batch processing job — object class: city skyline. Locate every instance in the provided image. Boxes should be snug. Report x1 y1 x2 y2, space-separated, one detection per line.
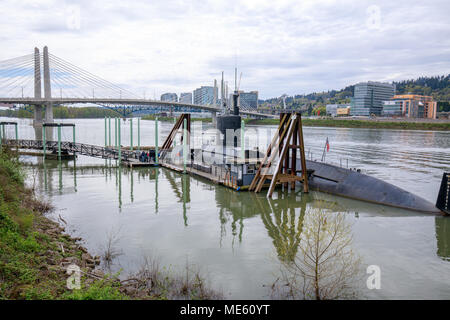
0 0 449 99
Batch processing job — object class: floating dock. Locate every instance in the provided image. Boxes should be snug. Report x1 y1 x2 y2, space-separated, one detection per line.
123 158 157 168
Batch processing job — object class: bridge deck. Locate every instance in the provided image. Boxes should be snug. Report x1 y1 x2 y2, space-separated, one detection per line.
0 97 275 118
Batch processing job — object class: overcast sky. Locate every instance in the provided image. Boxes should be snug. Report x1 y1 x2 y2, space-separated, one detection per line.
1 0 449 99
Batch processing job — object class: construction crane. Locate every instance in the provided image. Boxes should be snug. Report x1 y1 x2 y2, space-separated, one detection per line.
237 72 242 92
280 94 288 109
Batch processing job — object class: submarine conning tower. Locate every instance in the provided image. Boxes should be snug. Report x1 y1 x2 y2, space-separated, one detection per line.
217 91 241 147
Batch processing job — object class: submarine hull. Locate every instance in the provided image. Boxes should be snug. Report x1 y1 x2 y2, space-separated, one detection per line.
302 160 440 214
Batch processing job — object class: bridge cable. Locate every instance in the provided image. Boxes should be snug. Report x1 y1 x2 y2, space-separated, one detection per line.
48 57 126 99
49 54 139 99
49 53 140 98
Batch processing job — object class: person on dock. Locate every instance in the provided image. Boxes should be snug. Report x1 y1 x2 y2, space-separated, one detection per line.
140 150 146 162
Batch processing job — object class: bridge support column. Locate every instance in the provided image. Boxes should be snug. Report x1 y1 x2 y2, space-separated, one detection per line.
34 105 43 127
43 46 53 138
33 48 43 129
44 104 53 123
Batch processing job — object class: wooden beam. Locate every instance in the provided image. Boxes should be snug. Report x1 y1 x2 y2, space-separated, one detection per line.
298 114 309 193
249 113 288 191
267 114 297 198
291 118 298 190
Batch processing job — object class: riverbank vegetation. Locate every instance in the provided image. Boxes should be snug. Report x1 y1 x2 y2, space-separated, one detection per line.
0 147 124 299
0 148 220 300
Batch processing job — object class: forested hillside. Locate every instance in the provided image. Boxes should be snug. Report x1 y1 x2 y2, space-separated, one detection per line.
261 74 450 112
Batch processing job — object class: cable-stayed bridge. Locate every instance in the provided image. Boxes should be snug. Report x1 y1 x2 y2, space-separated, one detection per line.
0 47 273 122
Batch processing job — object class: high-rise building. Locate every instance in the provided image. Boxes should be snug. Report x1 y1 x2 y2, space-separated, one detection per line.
160 93 178 102
326 104 351 117
179 92 192 104
193 86 218 105
238 91 259 109
351 82 395 116
382 94 437 119
381 100 403 116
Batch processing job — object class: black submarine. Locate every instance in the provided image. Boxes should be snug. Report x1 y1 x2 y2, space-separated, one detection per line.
304 160 446 214
211 75 449 216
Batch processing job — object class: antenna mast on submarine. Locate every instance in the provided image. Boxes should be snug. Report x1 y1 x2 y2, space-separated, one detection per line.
232 67 240 116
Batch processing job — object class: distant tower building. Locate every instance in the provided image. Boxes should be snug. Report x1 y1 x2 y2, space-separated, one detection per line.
238 91 259 108
160 93 178 102
193 86 218 105
351 82 395 116
179 92 193 104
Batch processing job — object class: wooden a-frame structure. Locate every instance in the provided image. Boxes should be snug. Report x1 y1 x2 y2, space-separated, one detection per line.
249 112 309 198
159 114 191 161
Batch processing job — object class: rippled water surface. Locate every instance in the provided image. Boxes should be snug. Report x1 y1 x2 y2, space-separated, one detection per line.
3 116 450 299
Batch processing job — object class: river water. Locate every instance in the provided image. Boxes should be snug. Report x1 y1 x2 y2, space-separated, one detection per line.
2 116 450 299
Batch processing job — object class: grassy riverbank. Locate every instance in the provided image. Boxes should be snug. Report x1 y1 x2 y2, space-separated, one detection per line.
0 148 125 299
244 118 450 130
0 148 220 300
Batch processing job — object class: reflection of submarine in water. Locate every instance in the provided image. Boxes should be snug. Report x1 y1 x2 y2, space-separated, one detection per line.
213 185 450 263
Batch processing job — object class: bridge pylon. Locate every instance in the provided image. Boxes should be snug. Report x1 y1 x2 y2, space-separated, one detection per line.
43 46 53 124
33 46 54 141
33 47 43 130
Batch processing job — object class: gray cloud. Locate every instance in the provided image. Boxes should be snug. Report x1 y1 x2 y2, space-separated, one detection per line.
0 0 449 99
